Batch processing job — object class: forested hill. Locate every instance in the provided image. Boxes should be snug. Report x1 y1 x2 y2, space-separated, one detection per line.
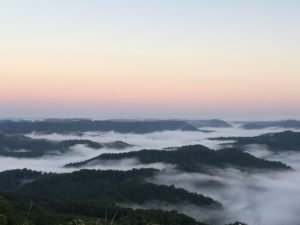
0 133 131 157
66 144 291 171
0 119 199 134
0 193 210 225
0 168 221 208
0 168 221 225
212 131 300 152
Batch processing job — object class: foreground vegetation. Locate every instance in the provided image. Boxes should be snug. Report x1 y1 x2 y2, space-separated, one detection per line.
0 168 223 225
0 169 220 208
0 194 209 225
0 194 249 225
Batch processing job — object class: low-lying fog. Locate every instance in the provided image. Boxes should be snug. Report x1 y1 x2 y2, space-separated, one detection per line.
20 126 293 171
152 162 300 225
1 126 300 225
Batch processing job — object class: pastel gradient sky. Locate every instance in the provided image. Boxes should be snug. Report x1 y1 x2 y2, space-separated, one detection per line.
1 0 299 119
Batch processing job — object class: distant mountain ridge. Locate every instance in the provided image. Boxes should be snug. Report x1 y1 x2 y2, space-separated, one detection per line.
0 119 199 134
186 119 232 128
241 120 300 129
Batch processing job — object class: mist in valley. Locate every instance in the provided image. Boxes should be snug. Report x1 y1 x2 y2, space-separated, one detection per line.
1 125 300 225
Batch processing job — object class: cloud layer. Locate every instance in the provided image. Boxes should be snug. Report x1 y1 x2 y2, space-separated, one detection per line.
1 126 300 224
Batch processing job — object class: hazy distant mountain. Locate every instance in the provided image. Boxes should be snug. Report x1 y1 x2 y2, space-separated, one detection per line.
0 133 132 157
241 120 300 129
66 144 290 171
0 119 199 134
186 119 232 128
212 131 300 152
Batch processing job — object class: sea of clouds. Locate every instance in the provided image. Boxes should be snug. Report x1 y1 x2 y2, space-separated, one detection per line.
1 125 300 225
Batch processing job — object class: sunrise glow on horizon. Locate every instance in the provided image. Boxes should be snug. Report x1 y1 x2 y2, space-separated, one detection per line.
1 0 300 119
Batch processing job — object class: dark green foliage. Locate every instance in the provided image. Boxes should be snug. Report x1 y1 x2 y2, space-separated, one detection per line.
67 145 291 171
0 195 14 225
0 168 215 225
0 193 209 225
0 119 198 134
0 169 221 208
0 133 131 158
0 169 42 192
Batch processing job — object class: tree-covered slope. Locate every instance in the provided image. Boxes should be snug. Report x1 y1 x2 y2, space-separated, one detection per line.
0 169 220 225
212 131 300 152
66 145 291 171
0 193 210 225
0 169 221 209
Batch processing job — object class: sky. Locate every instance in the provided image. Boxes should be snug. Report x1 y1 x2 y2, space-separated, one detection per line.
0 0 299 120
